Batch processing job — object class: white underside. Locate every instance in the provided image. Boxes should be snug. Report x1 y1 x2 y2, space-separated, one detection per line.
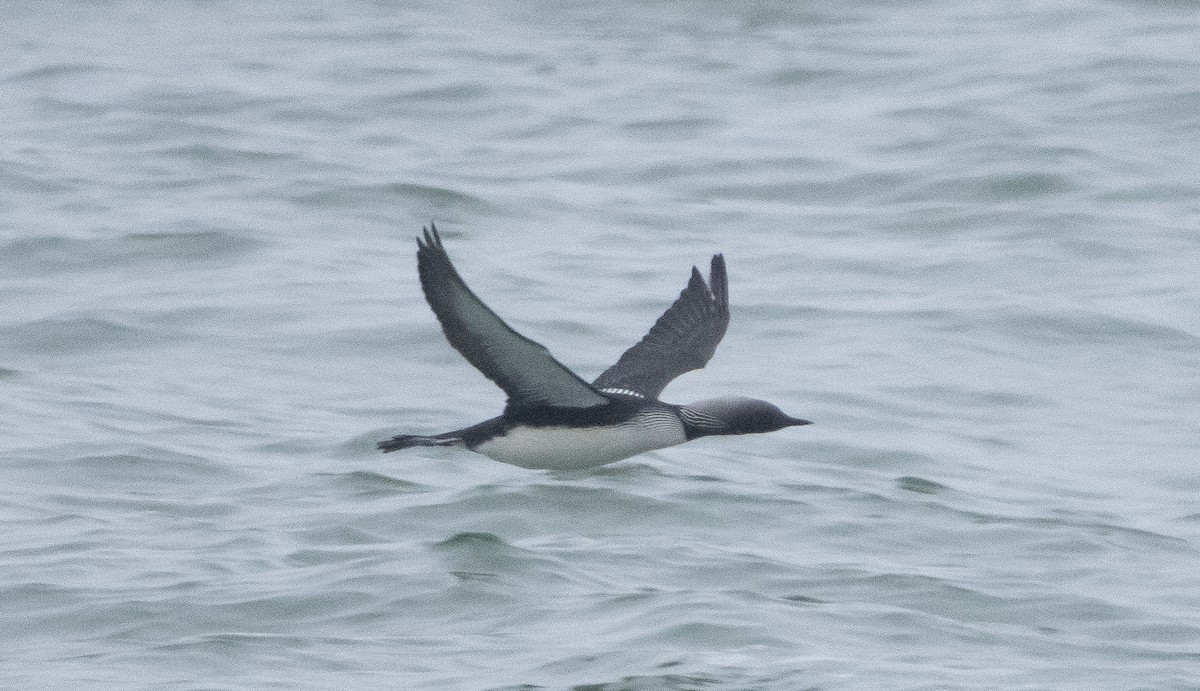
473 417 687 470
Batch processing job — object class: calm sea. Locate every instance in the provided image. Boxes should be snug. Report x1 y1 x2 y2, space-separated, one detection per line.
3 1 1200 689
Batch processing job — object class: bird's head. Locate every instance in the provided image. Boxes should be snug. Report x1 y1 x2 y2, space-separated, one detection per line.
678 396 811 438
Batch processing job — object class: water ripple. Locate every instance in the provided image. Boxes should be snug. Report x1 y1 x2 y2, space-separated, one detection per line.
4 2 1200 689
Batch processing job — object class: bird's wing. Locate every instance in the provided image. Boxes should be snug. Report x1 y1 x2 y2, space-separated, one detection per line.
592 254 729 399
416 224 609 410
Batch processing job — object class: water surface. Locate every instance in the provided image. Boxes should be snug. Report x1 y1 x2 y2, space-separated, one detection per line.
3 1 1200 689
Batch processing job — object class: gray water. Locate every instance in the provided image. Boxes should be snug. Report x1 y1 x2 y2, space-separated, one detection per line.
4 1 1200 689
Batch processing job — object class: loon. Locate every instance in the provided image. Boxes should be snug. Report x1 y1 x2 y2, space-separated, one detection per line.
378 224 810 470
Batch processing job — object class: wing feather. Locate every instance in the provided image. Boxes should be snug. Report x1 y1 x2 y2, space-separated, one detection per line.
416 224 608 409
592 254 729 399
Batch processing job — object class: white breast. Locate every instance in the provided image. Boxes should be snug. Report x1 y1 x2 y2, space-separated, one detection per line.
473 414 687 470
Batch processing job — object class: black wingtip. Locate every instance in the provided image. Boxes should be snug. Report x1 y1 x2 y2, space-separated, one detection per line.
711 253 725 277
709 253 728 305
418 221 443 250
789 417 813 426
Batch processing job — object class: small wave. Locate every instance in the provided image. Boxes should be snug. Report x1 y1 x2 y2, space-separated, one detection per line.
128 85 276 117
317 470 430 498
561 671 724 691
424 482 680 532
901 170 1076 203
288 181 492 215
896 475 948 495
40 446 241 489
886 384 1052 411
0 226 263 275
621 116 720 141
362 82 489 110
1 161 78 195
997 308 1200 350
435 531 511 550
0 316 157 354
1 62 106 84
700 171 908 204
430 530 588 589
157 143 302 165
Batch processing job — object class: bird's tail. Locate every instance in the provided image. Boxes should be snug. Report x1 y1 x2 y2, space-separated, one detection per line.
377 434 463 453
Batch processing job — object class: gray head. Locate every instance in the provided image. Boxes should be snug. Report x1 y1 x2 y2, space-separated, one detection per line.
678 396 812 438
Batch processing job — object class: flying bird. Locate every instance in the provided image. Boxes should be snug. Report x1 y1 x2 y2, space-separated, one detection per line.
378 224 810 470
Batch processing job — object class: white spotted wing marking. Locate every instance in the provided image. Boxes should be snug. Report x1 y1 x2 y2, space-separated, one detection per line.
599 387 646 399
